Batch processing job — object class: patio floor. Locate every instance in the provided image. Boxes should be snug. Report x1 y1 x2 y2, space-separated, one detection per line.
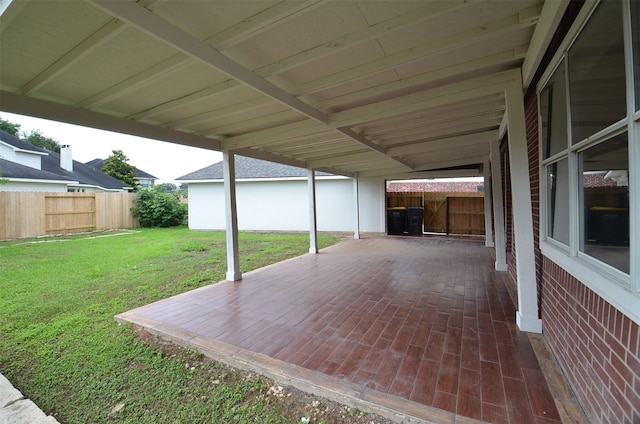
116 236 584 424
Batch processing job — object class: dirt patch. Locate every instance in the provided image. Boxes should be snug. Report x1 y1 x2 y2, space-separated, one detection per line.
135 328 396 424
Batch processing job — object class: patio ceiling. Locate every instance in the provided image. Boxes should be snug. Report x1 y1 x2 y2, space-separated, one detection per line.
0 0 565 178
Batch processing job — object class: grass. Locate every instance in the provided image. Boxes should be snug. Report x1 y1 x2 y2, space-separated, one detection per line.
0 227 340 423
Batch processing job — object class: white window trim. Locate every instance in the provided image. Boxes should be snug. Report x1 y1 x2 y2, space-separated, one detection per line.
538 0 640 326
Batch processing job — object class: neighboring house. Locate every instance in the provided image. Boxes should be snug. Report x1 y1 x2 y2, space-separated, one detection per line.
178 156 366 232
85 158 157 188
0 130 131 192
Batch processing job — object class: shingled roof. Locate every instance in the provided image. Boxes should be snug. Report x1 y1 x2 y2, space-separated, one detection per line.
86 158 158 180
177 156 332 181
0 157 76 183
0 130 130 190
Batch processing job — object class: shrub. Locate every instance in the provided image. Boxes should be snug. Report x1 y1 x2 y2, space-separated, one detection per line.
131 186 187 227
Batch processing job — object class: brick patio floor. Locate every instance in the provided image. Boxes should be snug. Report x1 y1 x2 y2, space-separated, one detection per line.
116 236 581 423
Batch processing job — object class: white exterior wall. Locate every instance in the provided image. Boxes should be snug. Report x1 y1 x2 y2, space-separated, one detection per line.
13 151 42 169
0 144 16 162
358 177 386 233
187 177 386 233
0 181 68 192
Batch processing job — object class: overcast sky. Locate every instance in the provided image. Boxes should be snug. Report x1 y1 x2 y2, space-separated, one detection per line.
1 111 222 184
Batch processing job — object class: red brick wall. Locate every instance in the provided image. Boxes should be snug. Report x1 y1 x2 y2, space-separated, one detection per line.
524 4 640 420
541 259 640 423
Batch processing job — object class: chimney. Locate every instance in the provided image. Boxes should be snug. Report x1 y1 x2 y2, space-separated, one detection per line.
60 145 73 172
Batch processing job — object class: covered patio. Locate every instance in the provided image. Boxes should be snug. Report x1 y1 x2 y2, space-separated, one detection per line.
117 236 582 424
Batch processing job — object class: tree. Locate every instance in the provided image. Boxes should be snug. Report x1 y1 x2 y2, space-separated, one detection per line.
131 186 187 227
102 150 139 191
158 182 177 193
0 117 20 136
22 129 61 152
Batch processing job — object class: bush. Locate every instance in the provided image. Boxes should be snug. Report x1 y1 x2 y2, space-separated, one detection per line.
131 186 187 227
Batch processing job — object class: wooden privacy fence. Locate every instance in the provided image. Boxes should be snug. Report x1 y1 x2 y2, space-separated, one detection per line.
387 192 485 235
0 192 139 241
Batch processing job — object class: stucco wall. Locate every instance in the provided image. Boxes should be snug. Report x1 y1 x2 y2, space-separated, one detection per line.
187 177 386 233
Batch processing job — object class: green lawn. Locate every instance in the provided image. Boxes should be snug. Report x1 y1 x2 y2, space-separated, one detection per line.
0 228 340 423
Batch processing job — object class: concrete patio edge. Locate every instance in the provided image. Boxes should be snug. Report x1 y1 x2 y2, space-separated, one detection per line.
115 311 486 424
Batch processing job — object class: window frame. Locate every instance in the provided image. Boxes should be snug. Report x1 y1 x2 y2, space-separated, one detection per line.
537 0 640 325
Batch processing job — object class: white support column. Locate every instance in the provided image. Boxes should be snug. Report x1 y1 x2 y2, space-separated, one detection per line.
223 150 241 281
353 177 361 239
505 77 542 334
308 168 318 254
483 159 494 247
490 139 507 271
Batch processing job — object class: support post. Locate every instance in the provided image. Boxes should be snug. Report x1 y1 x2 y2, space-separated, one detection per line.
223 150 241 281
490 139 507 271
308 168 318 254
505 77 542 333
483 159 494 247
353 177 361 239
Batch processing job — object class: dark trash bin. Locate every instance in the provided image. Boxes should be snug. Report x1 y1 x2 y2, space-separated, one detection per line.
407 207 424 236
387 207 407 235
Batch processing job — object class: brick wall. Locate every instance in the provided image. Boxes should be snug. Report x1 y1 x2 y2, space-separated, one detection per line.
524 4 640 420
541 259 640 423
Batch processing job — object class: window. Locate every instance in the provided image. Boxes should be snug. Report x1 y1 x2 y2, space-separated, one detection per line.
539 0 638 298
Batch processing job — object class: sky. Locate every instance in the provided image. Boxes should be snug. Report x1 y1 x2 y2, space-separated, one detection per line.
1 111 222 185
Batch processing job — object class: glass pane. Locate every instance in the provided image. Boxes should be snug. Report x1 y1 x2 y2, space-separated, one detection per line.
547 159 570 245
632 0 640 111
580 133 629 273
540 62 568 159
569 1 626 144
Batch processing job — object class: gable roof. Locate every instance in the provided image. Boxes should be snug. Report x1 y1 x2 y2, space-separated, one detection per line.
0 157 77 183
86 158 158 179
177 156 332 181
0 130 130 190
0 130 47 155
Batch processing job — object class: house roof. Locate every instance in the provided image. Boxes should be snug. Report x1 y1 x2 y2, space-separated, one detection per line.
0 157 77 183
177 155 331 181
0 1 564 180
0 130 130 190
41 152 132 190
0 130 47 155
85 158 158 179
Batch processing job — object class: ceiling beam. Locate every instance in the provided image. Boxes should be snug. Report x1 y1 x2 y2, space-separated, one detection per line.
384 168 482 180
256 0 474 77
290 10 539 96
76 1 324 110
316 46 527 111
88 0 329 124
0 90 221 151
386 131 497 157
413 155 487 172
329 71 514 128
21 19 127 95
522 0 569 89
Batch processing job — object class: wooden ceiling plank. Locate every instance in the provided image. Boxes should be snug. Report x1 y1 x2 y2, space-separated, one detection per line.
21 19 127 95
211 1 326 50
89 0 329 124
316 46 527 111
77 53 196 109
256 0 474 77
386 131 497 157
164 97 274 129
291 11 539 96
329 71 513 128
